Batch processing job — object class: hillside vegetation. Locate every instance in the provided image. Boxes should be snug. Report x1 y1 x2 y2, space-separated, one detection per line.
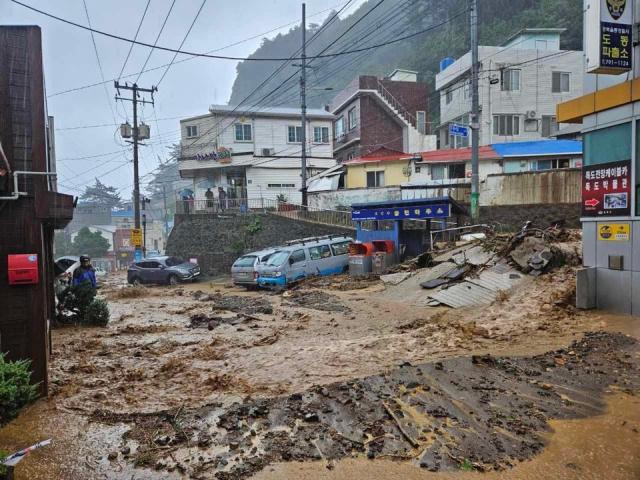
228 0 582 122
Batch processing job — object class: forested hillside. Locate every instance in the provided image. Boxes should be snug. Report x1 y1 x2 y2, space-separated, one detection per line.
228 0 582 119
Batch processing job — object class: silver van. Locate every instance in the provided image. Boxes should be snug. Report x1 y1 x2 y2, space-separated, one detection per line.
257 236 352 287
231 248 277 288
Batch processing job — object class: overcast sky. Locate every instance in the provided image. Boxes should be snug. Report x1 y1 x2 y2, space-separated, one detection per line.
2 0 364 199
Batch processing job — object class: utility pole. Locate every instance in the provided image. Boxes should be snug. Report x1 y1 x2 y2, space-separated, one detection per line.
115 81 157 260
300 2 308 207
470 0 480 219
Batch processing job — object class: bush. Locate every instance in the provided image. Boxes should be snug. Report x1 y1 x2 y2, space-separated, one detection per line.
0 354 38 424
85 299 110 327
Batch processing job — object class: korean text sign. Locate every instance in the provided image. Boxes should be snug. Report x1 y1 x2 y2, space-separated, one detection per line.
586 0 633 74
582 159 632 217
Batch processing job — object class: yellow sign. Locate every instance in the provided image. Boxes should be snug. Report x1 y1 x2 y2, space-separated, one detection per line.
130 228 142 247
598 223 630 241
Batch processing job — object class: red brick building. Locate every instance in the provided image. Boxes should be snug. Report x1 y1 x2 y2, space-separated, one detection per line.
329 69 436 164
0 26 74 395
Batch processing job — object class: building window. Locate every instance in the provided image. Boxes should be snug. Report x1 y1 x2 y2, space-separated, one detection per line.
448 114 470 148
431 165 445 180
346 152 355 161
445 90 453 104
584 122 631 166
313 126 329 144
542 116 558 137
501 69 521 91
348 108 357 130
267 183 296 188
448 163 465 178
417 111 427 134
234 123 252 141
186 125 198 138
288 125 303 143
415 165 421 173
552 72 570 93
493 114 520 136
535 158 570 171
366 171 385 187
335 116 345 138
463 82 471 99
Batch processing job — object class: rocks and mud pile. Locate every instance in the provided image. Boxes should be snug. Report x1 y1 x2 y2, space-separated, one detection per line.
282 290 351 313
98 331 638 479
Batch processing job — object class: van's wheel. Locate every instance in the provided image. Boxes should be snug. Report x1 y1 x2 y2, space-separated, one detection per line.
131 277 142 286
168 274 179 286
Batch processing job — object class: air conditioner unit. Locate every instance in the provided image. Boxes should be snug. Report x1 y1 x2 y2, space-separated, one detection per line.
261 148 275 156
525 110 537 120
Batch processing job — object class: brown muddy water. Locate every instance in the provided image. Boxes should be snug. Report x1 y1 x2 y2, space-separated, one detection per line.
0 270 638 479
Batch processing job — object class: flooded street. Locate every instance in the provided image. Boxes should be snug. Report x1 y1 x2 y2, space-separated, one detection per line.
0 268 638 479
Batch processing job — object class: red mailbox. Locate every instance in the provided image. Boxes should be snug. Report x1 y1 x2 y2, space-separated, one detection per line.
8 254 39 285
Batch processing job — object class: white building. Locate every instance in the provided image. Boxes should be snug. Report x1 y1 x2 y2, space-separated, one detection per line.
178 105 336 204
436 28 584 148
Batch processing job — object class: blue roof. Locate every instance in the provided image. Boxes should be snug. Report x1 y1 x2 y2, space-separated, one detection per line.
491 140 582 158
351 196 467 214
111 210 134 217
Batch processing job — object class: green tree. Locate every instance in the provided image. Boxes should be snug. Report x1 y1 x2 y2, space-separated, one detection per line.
72 227 110 258
80 178 123 209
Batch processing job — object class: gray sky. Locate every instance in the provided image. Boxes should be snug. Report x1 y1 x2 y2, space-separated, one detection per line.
2 0 364 199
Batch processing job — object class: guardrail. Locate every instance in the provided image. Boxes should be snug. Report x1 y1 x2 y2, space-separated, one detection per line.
175 197 354 229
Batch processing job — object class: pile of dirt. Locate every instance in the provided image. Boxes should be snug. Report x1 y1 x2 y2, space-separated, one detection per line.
102 331 638 478
193 291 274 315
283 290 351 313
301 274 380 291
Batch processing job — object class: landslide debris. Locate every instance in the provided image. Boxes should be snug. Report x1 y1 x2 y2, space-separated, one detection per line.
100 331 638 479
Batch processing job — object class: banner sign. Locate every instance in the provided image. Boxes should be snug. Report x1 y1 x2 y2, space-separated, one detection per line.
130 228 142 247
581 159 631 217
195 147 232 162
352 204 451 221
586 0 633 74
598 223 631 241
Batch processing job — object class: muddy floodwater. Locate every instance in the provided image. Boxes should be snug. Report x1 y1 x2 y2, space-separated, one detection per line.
0 268 638 479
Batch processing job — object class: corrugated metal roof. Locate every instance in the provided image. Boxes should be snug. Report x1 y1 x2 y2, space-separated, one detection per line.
466 269 523 291
344 147 411 165
208 104 334 119
416 146 499 164
428 282 496 308
491 140 582 158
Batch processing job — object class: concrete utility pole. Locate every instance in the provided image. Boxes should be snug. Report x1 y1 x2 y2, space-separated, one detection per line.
300 2 308 207
115 81 157 259
470 0 480 219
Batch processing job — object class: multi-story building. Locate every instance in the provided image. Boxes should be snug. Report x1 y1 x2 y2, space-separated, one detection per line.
436 28 583 148
329 69 437 164
178 105 335 205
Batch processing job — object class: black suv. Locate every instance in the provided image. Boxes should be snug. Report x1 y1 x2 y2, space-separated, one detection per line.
127 256 200 285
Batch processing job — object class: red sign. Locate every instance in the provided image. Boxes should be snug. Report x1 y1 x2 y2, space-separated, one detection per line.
582 159 631 217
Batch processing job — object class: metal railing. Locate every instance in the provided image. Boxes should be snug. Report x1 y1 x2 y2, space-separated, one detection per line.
175 197 354 229
376 80 417 128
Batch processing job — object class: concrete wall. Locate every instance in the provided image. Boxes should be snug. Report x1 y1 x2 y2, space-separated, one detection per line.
481 168 582 206
167 213 353 276
308 186 401 210
474 203 582 230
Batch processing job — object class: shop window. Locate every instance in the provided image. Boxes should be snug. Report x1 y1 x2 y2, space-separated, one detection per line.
584 123 631 166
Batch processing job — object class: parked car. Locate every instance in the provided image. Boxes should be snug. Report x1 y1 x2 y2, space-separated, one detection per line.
257 236 352 287
231 248 277 288
127 256 200 285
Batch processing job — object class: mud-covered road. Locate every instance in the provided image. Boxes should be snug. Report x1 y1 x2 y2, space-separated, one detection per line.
1 264 639 479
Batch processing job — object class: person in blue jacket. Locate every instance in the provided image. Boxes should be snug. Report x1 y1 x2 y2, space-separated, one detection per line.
72 254 97 289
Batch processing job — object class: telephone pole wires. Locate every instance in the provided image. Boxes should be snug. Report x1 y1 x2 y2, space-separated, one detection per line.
470 0 480 219
115 81 157 260
300 2 308 207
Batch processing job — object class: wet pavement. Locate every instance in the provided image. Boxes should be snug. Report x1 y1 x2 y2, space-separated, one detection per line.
0 266 638 479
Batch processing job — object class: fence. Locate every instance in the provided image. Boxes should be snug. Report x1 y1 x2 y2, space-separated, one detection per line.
175 197 354 229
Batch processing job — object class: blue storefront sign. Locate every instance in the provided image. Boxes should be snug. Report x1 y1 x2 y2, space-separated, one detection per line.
352 203 451 221
449 123 469 138
134 249 143 262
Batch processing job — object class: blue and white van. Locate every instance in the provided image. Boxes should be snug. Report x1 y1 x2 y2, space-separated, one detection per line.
256 235 353 287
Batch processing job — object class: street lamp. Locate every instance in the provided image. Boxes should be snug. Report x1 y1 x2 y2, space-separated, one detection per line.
141 214 147 258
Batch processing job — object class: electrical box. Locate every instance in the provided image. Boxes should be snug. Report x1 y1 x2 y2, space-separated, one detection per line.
8 254 39 285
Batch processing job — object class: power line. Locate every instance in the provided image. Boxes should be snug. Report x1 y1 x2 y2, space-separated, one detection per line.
13 0 467 62
117 0 151 80
45 2 343 98
156 0 208 87
135 0 176 84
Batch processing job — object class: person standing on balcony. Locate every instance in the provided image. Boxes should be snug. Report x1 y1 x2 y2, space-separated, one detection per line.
205 188 214 209
218 186 227 211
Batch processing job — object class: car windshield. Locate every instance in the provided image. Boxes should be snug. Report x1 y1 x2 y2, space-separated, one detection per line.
234 256 256 267
165 257 185 266
266 251 289 266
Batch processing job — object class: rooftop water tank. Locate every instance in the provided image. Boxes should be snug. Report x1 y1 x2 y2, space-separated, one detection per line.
440 57 455 72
